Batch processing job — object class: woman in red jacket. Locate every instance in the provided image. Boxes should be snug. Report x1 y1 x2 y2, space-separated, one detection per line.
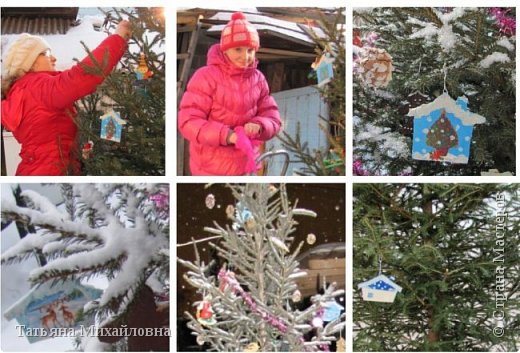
178 12 282 176
1 21 131 176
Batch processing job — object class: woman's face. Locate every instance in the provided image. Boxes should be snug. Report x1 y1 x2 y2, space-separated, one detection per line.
31 49 57 72
224 47 256 68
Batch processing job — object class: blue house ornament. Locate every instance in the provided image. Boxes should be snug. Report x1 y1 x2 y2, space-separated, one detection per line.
358 274 402 303
312 53 334 87
99 110 127 143
408 93 486 164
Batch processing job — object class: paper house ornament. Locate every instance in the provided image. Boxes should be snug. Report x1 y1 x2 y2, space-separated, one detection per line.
358 274 402 303
99 110 126 142
3 280 102 342
313 53 334 87
322 300 345 321
408 93 486 164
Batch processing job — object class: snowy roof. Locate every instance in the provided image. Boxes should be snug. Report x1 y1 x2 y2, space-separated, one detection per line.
407 93 486 126
357 274 402 292
1 8 79 35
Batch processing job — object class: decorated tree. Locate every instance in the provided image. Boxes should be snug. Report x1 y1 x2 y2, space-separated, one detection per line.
178 184 345 351
78 7 165 176
1 183 170 351
353 7 516 176
426 110 459 160
353 183 520 351
278 8 345 175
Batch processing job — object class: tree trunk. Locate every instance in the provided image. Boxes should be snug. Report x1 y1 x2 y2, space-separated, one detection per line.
427 307 440 342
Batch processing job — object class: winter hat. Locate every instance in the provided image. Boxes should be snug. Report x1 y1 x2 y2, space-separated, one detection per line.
220 12 260 52
3 33 51 78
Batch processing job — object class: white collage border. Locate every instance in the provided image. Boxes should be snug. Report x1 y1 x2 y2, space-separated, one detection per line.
0 0 518 352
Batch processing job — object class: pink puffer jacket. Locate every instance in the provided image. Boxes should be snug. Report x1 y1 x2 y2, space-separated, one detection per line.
178 43 281 175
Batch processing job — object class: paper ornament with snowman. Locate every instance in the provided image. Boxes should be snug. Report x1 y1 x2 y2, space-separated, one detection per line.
408 93 486 164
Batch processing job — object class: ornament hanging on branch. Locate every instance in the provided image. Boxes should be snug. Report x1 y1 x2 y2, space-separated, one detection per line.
243 342 260 352
196 295 216 326
291 289 302 302
134 52 153 94
306 233 316 245
356 47 393 88
357 258 402 303
312 52 335 87
322 300 345 321
135 52 153 80
336 337 346 352
232 202 255 231
205 194 216 209
3 281 102 343
353 30 363 48
311 307 324 328
99 110 126 143
324 149 344 172
409 93 486 164
81 140 94 159
488 7 516 36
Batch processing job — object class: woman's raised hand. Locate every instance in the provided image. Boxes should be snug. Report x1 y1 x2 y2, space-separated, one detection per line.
115 20 132 41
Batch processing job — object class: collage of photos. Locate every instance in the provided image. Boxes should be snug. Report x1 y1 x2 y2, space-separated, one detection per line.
0 4 518 353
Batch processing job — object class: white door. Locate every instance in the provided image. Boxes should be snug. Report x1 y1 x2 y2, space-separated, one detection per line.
267 86 329 175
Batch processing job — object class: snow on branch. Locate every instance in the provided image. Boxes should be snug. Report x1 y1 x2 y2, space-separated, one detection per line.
1 184 169 318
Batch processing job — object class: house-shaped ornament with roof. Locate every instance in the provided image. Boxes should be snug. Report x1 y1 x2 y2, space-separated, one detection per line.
357 274 402 303
99 110 126 143
312 53 334 87
3 280 102 343
408 93 486 164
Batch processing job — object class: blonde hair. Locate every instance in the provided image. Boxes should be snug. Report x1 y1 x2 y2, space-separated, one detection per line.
1 69 27 98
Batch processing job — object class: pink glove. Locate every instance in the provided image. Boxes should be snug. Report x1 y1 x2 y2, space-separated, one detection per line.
234 126 262 174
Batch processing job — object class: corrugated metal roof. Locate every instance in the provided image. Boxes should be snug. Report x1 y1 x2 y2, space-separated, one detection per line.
1 16 76 35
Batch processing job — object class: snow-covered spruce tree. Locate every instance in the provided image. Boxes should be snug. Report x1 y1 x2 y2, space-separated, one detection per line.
178 184 345 351
353 8 516 176
1 184 169 350
278 8 345 176
78 7 165 176
353 184 520 351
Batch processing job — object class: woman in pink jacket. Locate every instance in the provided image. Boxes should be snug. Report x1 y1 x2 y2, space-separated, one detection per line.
1 21 131 176
178 12 282 176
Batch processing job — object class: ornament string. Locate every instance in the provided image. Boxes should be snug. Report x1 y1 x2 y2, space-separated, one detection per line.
378 256 382 275
442 62 448 93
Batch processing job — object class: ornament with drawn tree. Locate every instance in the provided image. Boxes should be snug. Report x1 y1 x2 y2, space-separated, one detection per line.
426 109 459 160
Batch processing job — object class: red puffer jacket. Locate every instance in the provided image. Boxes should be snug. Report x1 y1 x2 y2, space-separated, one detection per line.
178 43 281 175
1 34 127 176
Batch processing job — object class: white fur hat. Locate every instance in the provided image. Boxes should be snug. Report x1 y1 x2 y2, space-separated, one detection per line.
3 33 51 78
